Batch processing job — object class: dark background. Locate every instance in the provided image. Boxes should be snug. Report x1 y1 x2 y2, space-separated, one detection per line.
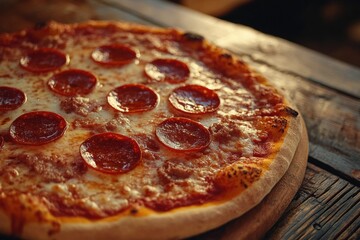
174 0 360 68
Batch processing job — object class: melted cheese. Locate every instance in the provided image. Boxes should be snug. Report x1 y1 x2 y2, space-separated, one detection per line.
0 26 283 219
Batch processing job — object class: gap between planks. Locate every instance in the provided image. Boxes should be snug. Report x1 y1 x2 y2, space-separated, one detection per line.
267 163 360 240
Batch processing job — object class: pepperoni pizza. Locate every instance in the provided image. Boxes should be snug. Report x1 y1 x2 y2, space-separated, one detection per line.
0 21 303 239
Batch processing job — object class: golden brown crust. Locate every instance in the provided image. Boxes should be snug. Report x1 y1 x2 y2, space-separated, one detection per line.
0 20 305 240
1 115 301 240
222 118 308 240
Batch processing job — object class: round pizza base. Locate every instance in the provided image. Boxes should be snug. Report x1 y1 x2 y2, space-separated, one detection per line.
0 119 308 240
193 121 309 240
0 21 307 240
0 120 307 240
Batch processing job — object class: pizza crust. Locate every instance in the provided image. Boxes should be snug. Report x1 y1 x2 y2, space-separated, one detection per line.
0 21 305 240
222 118 308 240
0 114 303 240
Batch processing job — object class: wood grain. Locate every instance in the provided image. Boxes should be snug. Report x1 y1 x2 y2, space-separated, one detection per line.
0 0 151 33
267 163 360 240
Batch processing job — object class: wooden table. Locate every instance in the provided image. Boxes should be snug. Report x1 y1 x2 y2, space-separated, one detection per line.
1 0 359 239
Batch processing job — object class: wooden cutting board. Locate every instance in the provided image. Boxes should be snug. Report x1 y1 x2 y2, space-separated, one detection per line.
192 120 309 240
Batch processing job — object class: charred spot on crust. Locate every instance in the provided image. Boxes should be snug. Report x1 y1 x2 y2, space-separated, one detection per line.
183 32 204 41
215 163 262 190
220 53 232 59
130 208 138 214
272 117 288 133
285 107 299 117
48 221 61 236
34 21 48 30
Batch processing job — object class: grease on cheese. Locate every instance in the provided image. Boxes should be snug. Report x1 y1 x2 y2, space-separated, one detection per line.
0 25 289 219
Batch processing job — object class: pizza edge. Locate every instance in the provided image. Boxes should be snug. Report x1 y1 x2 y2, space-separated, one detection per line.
0 21 304 240
0 115 302 240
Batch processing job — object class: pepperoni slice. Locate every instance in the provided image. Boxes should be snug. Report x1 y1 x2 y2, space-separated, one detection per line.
107 84 158 113
145 59 190 83
0 86 26 111
10 111 67 145
48 69 97 96
80 133 141 174
91 44 137 66
156 117 211 151
20 48 68 73
169 85 220 114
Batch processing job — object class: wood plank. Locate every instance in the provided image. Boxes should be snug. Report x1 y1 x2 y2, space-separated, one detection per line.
88 0 154 25
266 163 360 240
101 0 360 98
0 0 151 33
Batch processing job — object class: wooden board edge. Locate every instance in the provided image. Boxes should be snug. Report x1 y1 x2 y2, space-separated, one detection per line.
219 118 309 240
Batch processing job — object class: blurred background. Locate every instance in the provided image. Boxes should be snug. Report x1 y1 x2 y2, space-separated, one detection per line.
0 0 359 67
173 0 360 68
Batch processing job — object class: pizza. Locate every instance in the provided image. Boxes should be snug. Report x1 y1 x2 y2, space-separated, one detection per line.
0 21 303 240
